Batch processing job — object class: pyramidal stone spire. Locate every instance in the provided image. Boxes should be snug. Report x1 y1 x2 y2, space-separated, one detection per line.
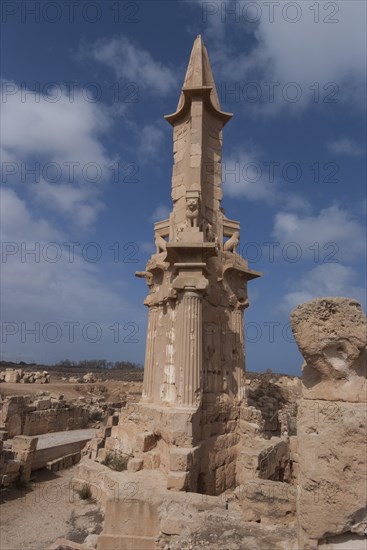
131 36 261 494
176 34 221 112
163 34 233 250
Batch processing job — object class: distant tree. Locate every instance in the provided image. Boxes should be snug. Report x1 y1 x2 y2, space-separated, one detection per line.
57 359 76 367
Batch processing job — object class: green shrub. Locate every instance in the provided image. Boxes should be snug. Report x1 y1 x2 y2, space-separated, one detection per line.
102 452 128 472
78 483 92 500
89 410 103 422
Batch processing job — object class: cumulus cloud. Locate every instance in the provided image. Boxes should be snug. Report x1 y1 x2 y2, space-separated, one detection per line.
222 147 310 210
326 137 365 157
1 81 113 169
1 81 115 229
79 36 177 95
0 187 63 243
282 263 366 313
32 180 105 230
273 205 366 262
192 0 366 114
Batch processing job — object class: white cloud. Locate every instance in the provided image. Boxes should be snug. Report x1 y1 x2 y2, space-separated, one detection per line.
273 205 366 261
282 263 366 313
1 81 113 169
32 180 105 230
326 137 365 157
222 148 310 210
0 187 64 243
194 0 366 114
1 81 115 229
79 36 177 95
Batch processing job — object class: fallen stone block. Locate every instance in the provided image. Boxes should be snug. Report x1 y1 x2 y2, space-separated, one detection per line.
127 458 144 472
136 431 156 452
169 447 194 472
5 459 21 474
167 471 189 491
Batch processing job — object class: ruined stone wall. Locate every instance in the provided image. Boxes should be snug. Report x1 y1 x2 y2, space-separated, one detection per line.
0 435 38 487
0 395 90 438
245 371 301 437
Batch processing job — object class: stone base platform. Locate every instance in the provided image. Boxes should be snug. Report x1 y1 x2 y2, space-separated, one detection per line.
86 400 242 495
72 457 297 550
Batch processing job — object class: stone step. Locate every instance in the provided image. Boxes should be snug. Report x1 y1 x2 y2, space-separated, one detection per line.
46 451 81 473
237 437 290 484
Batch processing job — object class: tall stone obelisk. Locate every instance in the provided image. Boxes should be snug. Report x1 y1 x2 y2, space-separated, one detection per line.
118 35 260 494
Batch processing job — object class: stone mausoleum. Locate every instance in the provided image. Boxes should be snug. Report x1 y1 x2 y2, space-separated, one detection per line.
106 34 261 495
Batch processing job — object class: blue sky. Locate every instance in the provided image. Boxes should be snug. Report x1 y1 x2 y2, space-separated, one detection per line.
1 0 366 374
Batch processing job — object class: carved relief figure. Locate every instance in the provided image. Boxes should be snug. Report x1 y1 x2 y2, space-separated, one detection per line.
186 196 200 228
155 232 168 253
201 220 216 243
176 220 188 241
223 269 249 309
223 231 239 253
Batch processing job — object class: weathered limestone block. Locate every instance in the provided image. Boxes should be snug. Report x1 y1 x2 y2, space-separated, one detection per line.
4 369 21 383
235 480 296 525
258 439 290 481
169 447 195 472
136 431 157 452
35 397 51 410
105 421 139 456
291 297 367 402
236 438 290 486
106 413 119 428
83 372 95 383
167 471 189 491
127 458 144 472
12 435 38 482
291 298 367 549
0 395 29 437
297 400 367 547
5 460 20 474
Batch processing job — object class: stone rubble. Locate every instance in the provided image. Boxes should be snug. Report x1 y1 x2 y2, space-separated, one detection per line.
0 368 50 384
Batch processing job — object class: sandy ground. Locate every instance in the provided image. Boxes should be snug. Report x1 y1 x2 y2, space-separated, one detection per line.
0 466 103 550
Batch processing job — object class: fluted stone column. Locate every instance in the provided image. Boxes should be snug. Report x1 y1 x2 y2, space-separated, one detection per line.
161 302 177 403
177 290 203 407
142 305 159 402
231 306 245 400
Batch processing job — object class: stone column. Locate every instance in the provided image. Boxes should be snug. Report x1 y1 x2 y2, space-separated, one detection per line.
141 305 159 402
177 290 203 407
161 301 177 403
231 306 245 400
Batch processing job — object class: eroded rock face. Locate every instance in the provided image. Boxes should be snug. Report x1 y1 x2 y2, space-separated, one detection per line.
296 400 367 548
291 298 367 549
291 297 367 401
